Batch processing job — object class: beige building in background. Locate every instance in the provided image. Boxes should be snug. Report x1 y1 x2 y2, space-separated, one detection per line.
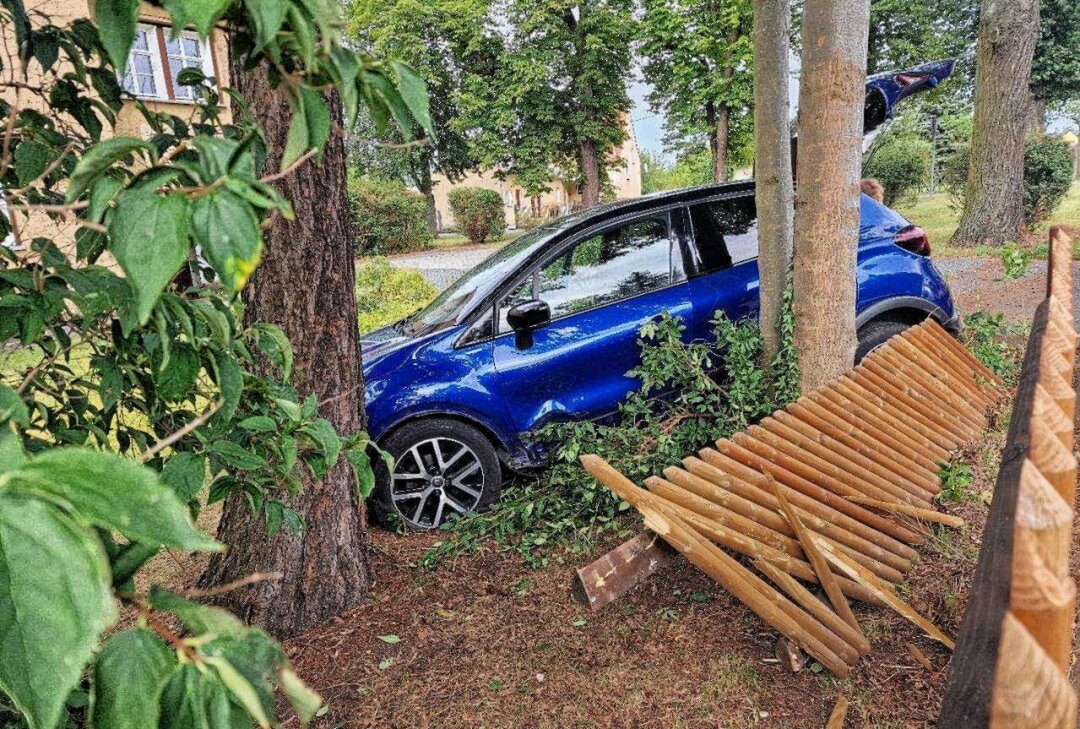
431 116 643 232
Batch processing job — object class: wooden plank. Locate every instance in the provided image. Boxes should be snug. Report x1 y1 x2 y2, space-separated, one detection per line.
572 531 675 610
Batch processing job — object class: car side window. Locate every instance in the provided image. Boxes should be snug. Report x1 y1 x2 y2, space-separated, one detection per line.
688 196 758 273
498 215 674 331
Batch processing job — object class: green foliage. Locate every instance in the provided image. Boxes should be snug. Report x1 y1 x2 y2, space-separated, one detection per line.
641 149 713 194
421 298 800 568
355 257 438 333
447 188 506 244
349 174 433 255
1021 136 1075 228
944 134 1075 230
961 311 1027 386
637 0 753 175
0 1 431 727
937 460 976 503
1032 0 1080 105
454 0 635 196
1000 242 1032 280
863 135 931 206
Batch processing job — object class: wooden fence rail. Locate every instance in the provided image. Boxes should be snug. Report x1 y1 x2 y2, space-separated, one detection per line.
939 226 1078 728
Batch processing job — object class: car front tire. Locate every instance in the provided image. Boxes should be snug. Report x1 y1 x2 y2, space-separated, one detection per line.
855 317 914 363
371 418 502 531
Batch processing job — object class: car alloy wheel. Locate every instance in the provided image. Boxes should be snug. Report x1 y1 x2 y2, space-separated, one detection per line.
390 436 485 528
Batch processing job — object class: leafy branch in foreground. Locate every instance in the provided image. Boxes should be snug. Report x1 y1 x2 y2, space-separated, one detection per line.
0 0 429 726
422 298 800 569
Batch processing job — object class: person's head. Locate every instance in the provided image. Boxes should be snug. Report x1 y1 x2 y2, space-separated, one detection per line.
861 178 885 204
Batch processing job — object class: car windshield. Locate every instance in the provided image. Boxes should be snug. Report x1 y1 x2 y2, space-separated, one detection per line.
399 222 568 337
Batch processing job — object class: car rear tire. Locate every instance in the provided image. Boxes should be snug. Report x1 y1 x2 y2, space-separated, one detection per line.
855 317 915 363
371 418 502 531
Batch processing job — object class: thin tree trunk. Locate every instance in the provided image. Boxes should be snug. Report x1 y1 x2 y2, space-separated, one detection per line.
416 157 438 235
580 139 601 208
712 106 730 183
791 0 871 392
1026 96 1047 136
753 0 794 364
951 0 1040 247
199 60 371 638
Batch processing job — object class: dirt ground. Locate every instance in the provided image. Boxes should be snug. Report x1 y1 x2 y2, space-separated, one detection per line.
271 257 1067 729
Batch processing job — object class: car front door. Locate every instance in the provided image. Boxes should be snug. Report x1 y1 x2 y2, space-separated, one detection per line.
491 210 693 435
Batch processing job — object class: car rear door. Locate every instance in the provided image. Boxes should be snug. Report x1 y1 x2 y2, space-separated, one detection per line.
683 193 761 341
491 209 693 434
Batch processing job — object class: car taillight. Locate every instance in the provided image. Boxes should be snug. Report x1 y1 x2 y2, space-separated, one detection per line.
895 225 931 256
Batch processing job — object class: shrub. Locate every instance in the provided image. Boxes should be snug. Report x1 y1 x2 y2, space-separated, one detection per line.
349 174 433 255
448 187 506 244
1022 136 1074 227
355 257 438 333
943 135 1074 228
863 135 931 206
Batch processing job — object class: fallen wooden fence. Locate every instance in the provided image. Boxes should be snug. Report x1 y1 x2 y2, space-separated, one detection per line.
578 285 1008 677
576 318 1001 615
939 226 1078 728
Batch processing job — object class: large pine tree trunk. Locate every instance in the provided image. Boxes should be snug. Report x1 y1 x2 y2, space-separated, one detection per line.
791 0 870 392
580 139 601 208
753 0 794 364
199 60 371 638
951 0 1040 247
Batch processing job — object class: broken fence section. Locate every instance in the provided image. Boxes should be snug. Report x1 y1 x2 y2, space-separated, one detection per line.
576 242 1031 679
939 226 1078 729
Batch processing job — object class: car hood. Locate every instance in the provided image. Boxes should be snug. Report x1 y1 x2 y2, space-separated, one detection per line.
360 324 417 373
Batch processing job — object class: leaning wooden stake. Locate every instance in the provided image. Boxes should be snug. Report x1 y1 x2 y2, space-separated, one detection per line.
825 697 850 729
810 533 955 650
766 474 861 634
844 495 964 528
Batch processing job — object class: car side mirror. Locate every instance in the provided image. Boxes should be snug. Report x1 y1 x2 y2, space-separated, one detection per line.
506 300 550 350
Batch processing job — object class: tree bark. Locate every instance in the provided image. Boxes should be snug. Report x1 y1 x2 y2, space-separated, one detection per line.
753 0 794 364
199 59 371 638
709 102 730 183
416 158 439 235
791 0 871 392
951 0 1040 247
580 139 601 208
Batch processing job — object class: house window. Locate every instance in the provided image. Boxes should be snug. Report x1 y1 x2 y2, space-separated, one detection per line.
121 23 214 103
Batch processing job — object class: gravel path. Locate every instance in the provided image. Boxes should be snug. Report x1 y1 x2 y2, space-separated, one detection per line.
389 243 503 290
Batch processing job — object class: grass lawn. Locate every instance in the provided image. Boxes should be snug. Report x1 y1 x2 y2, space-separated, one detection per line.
895 182 1080 257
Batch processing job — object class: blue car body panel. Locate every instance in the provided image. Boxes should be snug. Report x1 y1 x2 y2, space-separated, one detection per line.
360 61 959 468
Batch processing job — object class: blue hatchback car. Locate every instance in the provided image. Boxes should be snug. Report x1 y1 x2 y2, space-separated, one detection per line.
360 61 960 530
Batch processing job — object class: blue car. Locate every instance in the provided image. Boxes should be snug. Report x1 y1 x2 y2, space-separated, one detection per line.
360 60 960 530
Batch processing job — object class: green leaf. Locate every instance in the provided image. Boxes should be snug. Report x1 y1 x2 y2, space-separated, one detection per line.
377 634 400 644
238 416 276 432
0 428 26 474
0 495 117 729
191 189 263 292
211 350 244 424
300 86 330 163
94 0 139 73
0 385 29 426
14 141 50 186
109 189 190 325
208 440 266 470
154 342 200 401
160 452 207 502
251 323 293 379
299 419 341 467
202 656 270 729
4 449 222 551
161 0 232 36
389 61 433 137
280 92 309 171
278 668 322 724
243 0 287 47
92 628 176 729
149 587 245 636
345 446 375 499
67 137 151 203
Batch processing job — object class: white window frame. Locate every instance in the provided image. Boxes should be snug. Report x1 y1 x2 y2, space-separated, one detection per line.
120 24 215 105
121 23 169 101
163 29 215 102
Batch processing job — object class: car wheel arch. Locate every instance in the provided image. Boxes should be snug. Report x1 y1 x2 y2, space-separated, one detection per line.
376 411 513 464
